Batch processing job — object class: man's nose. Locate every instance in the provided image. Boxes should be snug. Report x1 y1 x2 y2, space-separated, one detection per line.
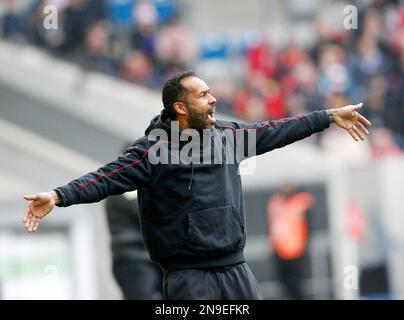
208 94 217 105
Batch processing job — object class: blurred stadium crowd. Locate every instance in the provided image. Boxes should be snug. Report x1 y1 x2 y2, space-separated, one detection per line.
1 0 404 159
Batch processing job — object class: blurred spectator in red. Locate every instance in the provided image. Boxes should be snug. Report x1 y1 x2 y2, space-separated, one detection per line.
246 38 277 79
278 39 309 73
264 79 285 120
233 86 267 122
279 42 312 97
234 72 285 121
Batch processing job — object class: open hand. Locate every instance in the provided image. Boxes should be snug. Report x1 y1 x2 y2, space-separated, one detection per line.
330 103 372 141
23 191 58 232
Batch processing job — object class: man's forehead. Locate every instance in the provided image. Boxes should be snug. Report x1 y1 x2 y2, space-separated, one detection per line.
181 76 209 94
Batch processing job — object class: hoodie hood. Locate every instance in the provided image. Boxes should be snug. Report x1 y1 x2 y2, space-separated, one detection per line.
145 110 178 138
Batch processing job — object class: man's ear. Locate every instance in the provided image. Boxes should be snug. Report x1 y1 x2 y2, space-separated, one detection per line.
173 102 187 116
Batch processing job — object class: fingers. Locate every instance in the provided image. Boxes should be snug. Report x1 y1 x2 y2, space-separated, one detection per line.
24 212 32 231
352 112 371 142
352 126 364 141
23 206 31 224
350 103 371 126
32 218 41 232
24 208 29 229
357 113 372 127
23 210 41 233
28 214 36 232
29 216 39 232
27 214 40 233
348 128 359 142
23 194 39 201
343 103 371 141
356 121 369 136
24 211 32 231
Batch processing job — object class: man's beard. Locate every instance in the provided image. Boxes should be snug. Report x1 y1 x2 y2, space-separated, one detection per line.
187 106 210 131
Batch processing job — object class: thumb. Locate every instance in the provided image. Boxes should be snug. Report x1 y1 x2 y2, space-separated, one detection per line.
352 102 363 111
23 194 39 201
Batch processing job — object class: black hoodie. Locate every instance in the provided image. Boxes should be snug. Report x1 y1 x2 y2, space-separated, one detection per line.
55 110 330 271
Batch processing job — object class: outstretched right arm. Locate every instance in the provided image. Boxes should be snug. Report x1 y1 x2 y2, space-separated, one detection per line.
23 140 158 232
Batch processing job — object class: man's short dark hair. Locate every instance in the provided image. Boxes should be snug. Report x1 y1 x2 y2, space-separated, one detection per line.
162 70 196 118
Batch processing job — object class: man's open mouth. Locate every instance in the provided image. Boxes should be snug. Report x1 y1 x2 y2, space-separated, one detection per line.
207 109 216 122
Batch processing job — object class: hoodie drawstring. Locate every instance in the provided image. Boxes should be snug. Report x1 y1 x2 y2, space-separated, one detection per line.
188 162 194 191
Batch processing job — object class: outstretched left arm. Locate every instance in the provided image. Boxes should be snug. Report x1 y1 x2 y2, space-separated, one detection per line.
218 102 371 158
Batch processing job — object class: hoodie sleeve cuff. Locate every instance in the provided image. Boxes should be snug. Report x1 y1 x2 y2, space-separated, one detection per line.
53 188 65 207
326 109 334 124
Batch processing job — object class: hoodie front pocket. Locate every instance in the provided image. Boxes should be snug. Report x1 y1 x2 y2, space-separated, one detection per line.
183 205 245 256
142 216 188 260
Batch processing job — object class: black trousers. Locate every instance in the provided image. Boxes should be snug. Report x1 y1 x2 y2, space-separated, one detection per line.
163 262 262 300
